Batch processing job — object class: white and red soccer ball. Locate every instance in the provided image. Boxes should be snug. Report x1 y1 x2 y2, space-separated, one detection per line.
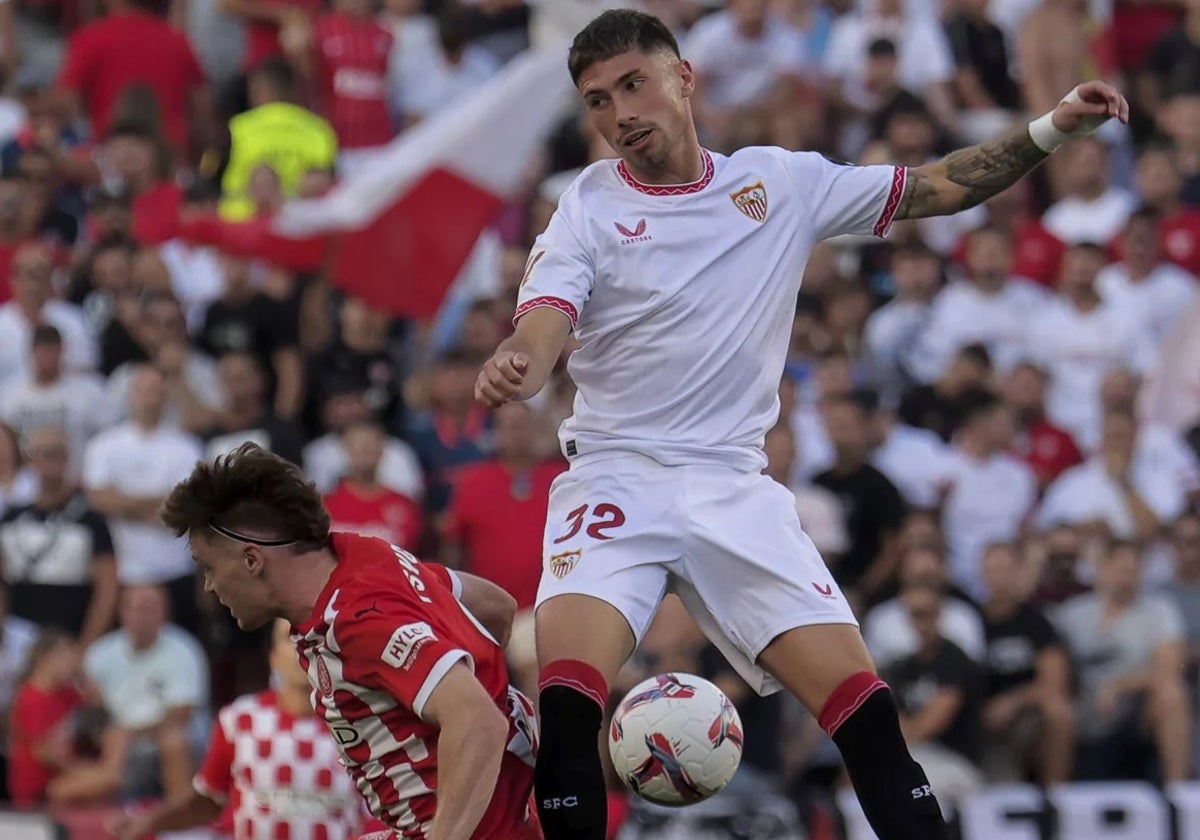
607 673 744 807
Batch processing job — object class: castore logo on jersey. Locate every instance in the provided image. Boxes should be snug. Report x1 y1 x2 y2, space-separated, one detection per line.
614 219 652 245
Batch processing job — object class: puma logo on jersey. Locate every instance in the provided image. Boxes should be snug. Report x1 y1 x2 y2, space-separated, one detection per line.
614 219 651 244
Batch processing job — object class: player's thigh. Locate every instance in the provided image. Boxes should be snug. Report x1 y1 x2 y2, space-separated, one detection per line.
681 469 871 711
535 460 681 685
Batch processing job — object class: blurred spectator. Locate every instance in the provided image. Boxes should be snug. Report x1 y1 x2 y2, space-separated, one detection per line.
683 0 806 152
0 583 38 797
763 421 848 565
7 628 82 805
83 365 204 634
296 0 397 170
107 292 223 433
868 405 953 512
407 348 493 513
0 325 111 477
1038 409 1194 545
442 402 562 611
0 422 35 516
898 342 992 442
304 383 424 499
0 243 95 389
1157 87 1200 206
911 226 1047 383
196 256 302 420
965 180 1067 290
1003 361 1083 490
56 0 211 154
54 585 208 802
823 0 957 135
863 545 985 670
324 420 423 550
887 583 986 805
111 619 367 840
306 295 404 435
73 234 143 375
1029 523 1093 607
813 391 906 601
941 390 1037 601
944 0 1019 137
1096 207 1198 346
863 240 940 404
201 351 305 466
1028 243 1154 446
1055 540 1192 783
1141 0 1200 113
394 4 500 128
1134 143 1200 277
978 542 1074 785
1016 0 1106 117
220 58 337 221
1042 138 1138 246
1167 512 1200 772
0 173 29 302
0 426 118 644
12 145 81 248
223 0 320 80
1140 295 1200 437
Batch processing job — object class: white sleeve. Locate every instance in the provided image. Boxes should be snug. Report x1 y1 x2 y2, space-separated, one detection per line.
514 194 595 331
789 152 907 240
82 436 113 490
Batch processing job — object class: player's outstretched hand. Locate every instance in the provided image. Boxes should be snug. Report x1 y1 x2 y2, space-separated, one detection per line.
475 350 528 407
1052 80 1129 134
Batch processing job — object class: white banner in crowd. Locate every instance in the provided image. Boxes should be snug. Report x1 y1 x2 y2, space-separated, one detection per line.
840 782 1200 840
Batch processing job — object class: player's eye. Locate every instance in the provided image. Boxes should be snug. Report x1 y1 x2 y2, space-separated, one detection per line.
586 96 607 110
627 78 643 91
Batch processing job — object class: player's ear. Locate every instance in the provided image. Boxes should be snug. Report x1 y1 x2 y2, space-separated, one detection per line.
243 545 266 576
678 59 695 99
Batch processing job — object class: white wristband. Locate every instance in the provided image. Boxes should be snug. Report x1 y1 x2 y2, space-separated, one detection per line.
1027 85 1088 154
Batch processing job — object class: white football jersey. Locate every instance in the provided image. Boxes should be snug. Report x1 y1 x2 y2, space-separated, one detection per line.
516 147 905 471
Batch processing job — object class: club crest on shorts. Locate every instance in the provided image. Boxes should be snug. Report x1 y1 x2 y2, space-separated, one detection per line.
729 180 768 222
549 549 582 579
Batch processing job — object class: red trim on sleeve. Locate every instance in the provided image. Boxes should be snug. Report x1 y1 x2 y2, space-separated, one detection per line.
873 166 908 238
513 296 579 329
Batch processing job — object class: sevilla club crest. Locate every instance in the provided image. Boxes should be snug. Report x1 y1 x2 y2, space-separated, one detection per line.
548 549 582 579
730 181 768 223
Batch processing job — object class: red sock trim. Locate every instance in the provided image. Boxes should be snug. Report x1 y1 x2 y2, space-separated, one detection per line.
818 671 888 737
538 659 608 710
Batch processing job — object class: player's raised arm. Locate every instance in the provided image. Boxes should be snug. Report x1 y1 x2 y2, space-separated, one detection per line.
422 663 512 840
894 81 1129 221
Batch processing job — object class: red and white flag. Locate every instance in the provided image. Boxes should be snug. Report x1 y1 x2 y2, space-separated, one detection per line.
184 47 574 318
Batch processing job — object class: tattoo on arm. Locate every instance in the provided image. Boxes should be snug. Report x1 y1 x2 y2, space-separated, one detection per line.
896 128 1050 220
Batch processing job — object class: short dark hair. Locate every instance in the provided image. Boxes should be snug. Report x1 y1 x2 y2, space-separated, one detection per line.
1127 205 1161 226
958 342 993 370
568 9 680 84
251 56 298 99
161 442 330 552
31 324 61 347
959 387 1002 424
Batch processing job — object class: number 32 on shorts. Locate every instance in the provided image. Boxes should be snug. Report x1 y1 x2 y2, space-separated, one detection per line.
553 503 627 544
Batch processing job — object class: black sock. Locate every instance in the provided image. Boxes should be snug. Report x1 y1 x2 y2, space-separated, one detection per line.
535 679 608 840
830 684 950 839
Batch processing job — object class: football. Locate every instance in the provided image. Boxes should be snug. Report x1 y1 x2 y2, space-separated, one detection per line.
608 673 744 807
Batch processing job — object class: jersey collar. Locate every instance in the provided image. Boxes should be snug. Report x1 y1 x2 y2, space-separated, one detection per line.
616 149 714 196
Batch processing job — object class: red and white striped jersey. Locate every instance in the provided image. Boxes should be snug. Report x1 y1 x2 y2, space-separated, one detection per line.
193 690 367 840
292 532 538 840
314 12 395 149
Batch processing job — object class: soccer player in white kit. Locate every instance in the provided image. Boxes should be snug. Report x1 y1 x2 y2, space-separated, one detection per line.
476 10 1129 840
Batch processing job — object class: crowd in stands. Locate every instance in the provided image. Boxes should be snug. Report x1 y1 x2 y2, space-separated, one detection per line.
0 0 1199 837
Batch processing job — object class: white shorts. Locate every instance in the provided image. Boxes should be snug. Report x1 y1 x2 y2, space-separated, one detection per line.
535 454 858 696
